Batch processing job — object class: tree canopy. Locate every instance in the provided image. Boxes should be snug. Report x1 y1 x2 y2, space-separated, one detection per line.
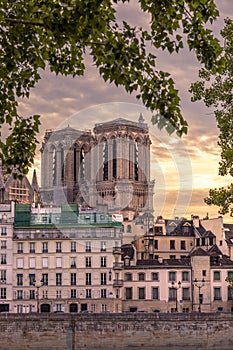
191 18 233 216
0 0 225 176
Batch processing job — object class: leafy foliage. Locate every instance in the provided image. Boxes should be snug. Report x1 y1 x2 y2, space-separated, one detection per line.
0 0 224 176
226 276 233 291
190 18 233 216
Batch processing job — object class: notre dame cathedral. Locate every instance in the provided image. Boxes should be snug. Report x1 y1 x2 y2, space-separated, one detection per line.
40 114 154 220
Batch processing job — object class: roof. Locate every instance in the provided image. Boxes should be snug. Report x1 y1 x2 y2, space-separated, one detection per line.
135 258 191 267
189 247 210 257
224 224 233 245
94 117 148 131
121 244 135 260
165 219 195 237
208 244 223 256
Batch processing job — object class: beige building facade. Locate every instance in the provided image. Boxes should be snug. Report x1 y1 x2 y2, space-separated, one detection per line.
12 204 123 313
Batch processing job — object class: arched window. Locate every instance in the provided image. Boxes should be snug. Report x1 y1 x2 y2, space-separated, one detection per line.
134 141 139 181
103 140 108 180
61 147 64 185
127 224 132 233
52 148 57 185
112 139 117 179
80 147 85 180
73 146 76 183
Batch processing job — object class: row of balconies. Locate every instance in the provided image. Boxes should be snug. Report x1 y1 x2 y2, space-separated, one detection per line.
14 247 121 254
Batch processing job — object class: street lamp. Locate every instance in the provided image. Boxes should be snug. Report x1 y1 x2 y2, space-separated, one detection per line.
171 281 181 312
193 278 205 312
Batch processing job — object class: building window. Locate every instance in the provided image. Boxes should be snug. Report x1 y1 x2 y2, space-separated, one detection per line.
29 290 35 300
138 287 145 300
42 257 48 268
29 274 35 286
180 241 186 250
17 257 23 268
202 270 206 277
41 273 48 286
86 289 92 299
56 257 62 268
85 241 91 252
101 304 107 312
101 273 107 285
86 257 91 268
196 238 200 246
91 304 96 313
0 287 6 299
214 287 221 300
125 287 132 300
29 257 36 268
152 287 159 300
169 272 176 282
219 240 223 246
56 242 62 253
0 270 6 282
228 271 233 278
138 273 145 281
170 255 176 259
70 257 76 268
101 256 106 267
170 240 175 250
1 254 6 265
182 271 189 282
29 242 35 253
125 273 132 281
42 242 48 253
152 272 159 281
154 240 158 249
228 287 233 300
56 273 62 286
17 243 23 254
70 289 76 298
1 227 6 236
101 289 107 298
201 238 205 246
1 240 6 249
213 271 221 281
17 290 23 300
182 288 190 300
100 241 106 252
55 304 62 312
70 241 76 252
169 288 177 300
86 273 92 286
70 273 76 286
126 225 131 233
56 290 62 299
42 290 48 299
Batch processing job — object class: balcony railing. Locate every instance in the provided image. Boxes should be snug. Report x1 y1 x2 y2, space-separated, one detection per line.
113 247 122 254
113 279 123 287
113 262 124 270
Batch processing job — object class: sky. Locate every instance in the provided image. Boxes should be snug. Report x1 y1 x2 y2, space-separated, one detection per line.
17 1 233 223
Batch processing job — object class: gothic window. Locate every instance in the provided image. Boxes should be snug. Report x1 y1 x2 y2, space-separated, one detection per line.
61 147 64 184
112 139 117 179
73 146 77 183
80 147 85 180
103 140 108 180
52 148 57 186
134 141 139 181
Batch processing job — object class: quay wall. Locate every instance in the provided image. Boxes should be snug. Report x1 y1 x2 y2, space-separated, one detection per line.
0 313 232 349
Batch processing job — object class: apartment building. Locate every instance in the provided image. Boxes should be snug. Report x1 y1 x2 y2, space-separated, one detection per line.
0 202 14 312
12 204 123 313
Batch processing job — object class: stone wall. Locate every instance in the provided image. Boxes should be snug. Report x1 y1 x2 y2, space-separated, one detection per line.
0 313 233 349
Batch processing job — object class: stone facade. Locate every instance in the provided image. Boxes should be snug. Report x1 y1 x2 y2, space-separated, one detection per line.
40 116 154 220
